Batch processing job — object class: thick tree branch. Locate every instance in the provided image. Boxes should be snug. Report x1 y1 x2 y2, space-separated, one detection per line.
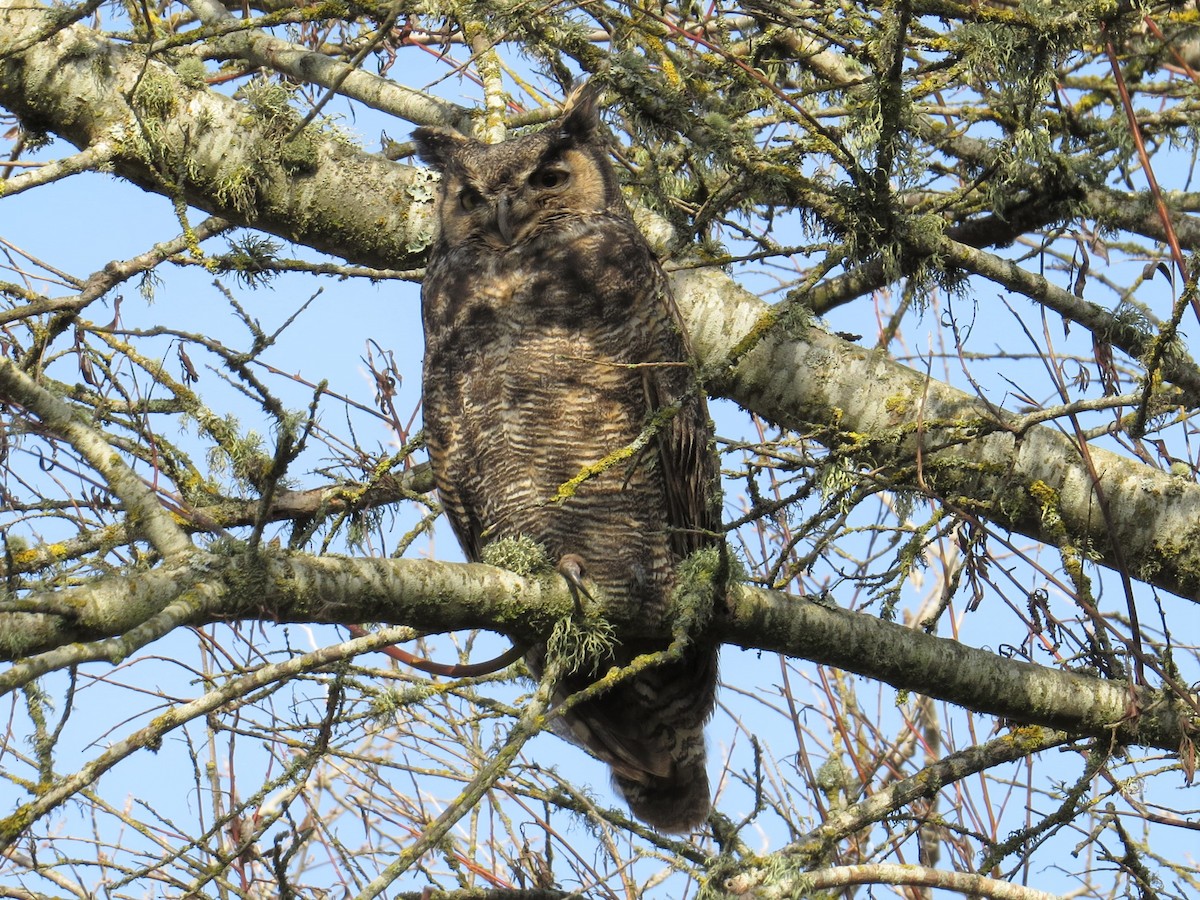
672 264 1200 601
725 862 1064 899
1 553 1194 753
0 0 436 268
185 0 465 127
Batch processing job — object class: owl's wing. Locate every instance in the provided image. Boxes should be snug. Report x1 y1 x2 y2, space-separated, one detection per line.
642 273 721 561
420 246 492 563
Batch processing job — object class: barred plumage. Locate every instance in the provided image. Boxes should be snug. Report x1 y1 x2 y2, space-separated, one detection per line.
413 83 721 832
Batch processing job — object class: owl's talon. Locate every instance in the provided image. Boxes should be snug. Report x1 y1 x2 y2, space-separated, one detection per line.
557 553 594 615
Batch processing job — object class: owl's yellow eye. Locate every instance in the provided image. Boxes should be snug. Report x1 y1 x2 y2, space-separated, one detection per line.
530 167 569 190
459 188 484 211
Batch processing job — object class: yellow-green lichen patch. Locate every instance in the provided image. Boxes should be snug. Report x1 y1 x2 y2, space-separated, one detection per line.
673 546 734 636
481 536 552 577
0 804 36 845
884 392 912 417
173 56 208 89
130 68 179 120
725 307 778 366
1028 479 1063 531
551 444 637 503
213 163 259 213
546 614 617 677
277 129 319 175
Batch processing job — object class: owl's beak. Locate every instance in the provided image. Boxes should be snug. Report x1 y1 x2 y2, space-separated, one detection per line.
495 194 515 244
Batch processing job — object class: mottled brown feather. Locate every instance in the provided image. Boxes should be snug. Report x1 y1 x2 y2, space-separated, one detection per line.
414 84 721 832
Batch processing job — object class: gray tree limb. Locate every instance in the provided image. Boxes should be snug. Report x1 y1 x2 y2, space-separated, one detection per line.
0 0 437 268
673 264 1200 601
0 552 1191 754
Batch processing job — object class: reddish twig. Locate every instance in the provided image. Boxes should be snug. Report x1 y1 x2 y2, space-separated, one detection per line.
1141 15 1200 84
1103 30 1194 320
345 624 524 676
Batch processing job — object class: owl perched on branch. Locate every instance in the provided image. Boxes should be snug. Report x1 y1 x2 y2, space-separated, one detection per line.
413 83 721 832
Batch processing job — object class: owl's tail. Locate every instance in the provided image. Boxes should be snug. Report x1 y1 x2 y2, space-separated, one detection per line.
612 742 712 833
617 643 716 832
553 642 718 833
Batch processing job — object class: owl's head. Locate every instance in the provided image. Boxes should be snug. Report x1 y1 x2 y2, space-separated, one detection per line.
412 83 625 249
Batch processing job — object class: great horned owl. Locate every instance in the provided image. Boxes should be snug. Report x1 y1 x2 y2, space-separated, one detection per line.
413 84 720 832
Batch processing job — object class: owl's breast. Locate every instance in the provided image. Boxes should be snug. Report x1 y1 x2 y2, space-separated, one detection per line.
419 209 709 615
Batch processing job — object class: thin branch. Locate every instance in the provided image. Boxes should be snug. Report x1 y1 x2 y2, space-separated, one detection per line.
0 356 193 559
0 623 417 855
353 652 564 900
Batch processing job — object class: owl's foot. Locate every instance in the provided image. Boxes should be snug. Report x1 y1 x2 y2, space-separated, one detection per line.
557 553 594 616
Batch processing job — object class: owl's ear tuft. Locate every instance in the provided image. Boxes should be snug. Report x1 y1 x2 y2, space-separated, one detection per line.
412 126 471 172
557 81 602 145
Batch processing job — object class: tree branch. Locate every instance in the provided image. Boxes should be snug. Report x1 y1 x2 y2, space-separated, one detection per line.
672 264 1200 602
186 0 465 127
0 356 193 559
0 624 418 855
725 862 1065 899
1 553 1193 754
0 0 437 269
794 727 1073 856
